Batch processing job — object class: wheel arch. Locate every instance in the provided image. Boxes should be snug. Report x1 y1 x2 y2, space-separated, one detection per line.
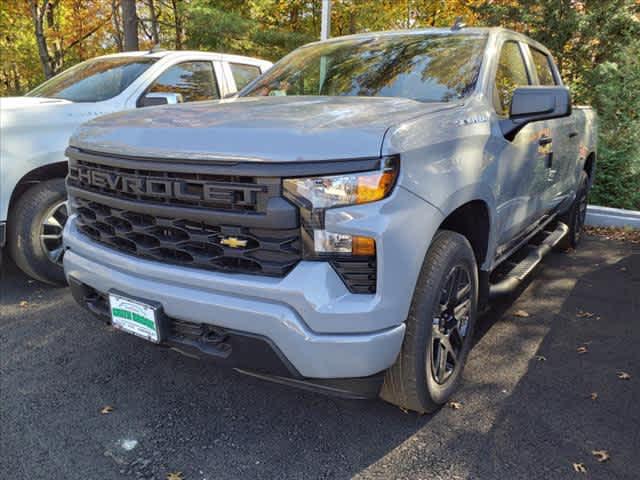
7 161 68 221
438 200 491 268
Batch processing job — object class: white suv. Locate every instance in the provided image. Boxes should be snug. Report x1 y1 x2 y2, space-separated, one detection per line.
0 50 271 284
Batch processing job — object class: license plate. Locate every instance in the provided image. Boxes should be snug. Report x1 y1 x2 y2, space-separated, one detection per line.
109 292 160 343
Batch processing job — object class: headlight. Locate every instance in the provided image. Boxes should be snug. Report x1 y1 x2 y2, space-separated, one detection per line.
283 156 399 210
283 156 398 257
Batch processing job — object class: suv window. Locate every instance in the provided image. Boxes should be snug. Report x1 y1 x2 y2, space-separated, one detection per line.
530 48 557 85
494 41 530 116
230 63 262 90
147 61 219 102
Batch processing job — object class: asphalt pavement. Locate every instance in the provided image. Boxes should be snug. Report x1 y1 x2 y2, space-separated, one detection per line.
1 235 638 480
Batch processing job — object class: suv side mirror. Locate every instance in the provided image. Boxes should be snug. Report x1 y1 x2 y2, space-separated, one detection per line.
138 92 184 107
501 86 572 140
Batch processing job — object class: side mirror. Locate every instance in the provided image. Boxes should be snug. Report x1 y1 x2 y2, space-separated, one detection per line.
138 92 184 107
501 86 572 140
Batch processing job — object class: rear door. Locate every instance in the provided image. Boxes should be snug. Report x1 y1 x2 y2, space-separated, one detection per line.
492 39 550 250
225 62 264 93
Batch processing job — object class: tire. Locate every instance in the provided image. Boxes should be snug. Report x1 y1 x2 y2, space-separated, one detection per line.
7 178 68 286
557 171 589 250
380 230 479 414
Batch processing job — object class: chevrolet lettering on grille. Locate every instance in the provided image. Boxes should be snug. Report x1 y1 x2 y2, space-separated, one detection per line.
69 165 266 206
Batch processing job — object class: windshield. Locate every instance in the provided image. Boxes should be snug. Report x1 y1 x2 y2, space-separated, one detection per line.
27 57 157 102
242 34 487 102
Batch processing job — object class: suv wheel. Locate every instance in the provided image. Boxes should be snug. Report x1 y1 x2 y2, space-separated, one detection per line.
558 171 589 250
7 179 68 286
380 230 478 413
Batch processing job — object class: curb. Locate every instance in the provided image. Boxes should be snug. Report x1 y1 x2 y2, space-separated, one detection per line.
586 205 640 229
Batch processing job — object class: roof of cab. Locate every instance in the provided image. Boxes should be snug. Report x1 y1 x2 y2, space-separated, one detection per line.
301 26 552 57
91 49 272 66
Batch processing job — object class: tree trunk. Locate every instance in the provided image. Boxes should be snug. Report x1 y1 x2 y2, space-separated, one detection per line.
112 0 123 51
148 0 160 45
122 0 139 51
46 0 64 75
30 0 53 79
171 0 183 49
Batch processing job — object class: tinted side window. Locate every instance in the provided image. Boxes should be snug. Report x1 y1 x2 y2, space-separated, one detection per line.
148 61 219 102
494 41 530 116
531 48 557 85
230 63 262 90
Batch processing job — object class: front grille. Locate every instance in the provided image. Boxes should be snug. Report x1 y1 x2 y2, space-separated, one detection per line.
73 197 301 276
67 148 302 277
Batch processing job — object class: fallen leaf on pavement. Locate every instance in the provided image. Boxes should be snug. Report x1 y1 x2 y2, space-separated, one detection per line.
448 401 462 410
589 392 598 400
592 450 610 463
576 346 588 354
577 310 594 318
573 463 587 473
513 309 530 318
100 405 114 414
166 472 184 480
535 355 547 362
19 301 28 308
617 371 631 380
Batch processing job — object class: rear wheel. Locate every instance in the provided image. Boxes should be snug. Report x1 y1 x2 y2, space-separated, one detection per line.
380 230 478 413
557 171 589 250
7 179 68 286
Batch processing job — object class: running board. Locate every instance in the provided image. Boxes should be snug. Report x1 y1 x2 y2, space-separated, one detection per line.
489 222 569 298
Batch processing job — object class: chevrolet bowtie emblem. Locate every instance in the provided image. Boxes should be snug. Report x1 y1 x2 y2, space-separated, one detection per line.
220 236 248 248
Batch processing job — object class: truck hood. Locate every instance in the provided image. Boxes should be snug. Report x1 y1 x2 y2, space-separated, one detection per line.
71 96 453 162
0 96 116 130
0 96 72 110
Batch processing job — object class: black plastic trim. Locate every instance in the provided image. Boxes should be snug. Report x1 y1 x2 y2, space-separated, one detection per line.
0 221 5 247
66 147 382 178
235 369 384 400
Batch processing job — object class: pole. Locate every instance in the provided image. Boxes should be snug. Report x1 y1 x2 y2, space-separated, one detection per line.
321 0 331 40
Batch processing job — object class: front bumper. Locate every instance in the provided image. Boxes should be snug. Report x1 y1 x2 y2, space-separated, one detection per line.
63 185 442 383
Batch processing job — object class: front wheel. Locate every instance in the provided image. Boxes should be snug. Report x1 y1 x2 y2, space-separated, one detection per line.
7 179 68 286
380 230 478 413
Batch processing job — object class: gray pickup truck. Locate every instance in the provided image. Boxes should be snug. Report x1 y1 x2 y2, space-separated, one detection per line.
63 27 597 412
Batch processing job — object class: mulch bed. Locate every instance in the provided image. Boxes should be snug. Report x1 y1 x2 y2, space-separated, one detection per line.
585 225 640 244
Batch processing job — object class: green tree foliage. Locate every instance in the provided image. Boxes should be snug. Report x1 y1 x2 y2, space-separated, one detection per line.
589 40 640 209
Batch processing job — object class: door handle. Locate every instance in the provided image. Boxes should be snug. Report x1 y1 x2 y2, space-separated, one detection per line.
568 131 578 138
538 135 553 146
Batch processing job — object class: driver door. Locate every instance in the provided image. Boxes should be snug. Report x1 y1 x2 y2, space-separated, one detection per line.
492 40 551 252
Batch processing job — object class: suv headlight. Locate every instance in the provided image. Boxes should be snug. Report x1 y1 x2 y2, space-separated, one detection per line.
283 156 398 256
